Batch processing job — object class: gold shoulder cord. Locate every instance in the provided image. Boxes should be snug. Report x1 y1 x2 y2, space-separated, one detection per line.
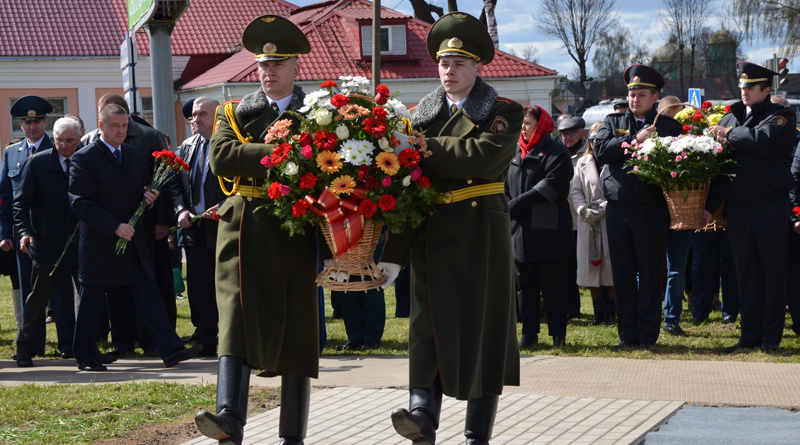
215 101 252 197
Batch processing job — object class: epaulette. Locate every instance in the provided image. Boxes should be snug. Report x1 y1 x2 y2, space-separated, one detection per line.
496 97 514 104
5 140 23 150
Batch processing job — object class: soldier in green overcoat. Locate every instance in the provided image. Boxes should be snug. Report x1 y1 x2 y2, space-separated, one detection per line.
193 15 318 445
378 12 522 445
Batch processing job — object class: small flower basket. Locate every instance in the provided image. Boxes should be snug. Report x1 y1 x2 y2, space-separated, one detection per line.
256 77 437 290
625 103 734 230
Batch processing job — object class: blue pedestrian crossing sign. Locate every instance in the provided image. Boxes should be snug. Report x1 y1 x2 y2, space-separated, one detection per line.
688 88 703 108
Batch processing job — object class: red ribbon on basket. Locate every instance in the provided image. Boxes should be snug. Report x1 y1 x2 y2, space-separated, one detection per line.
304 185 368 257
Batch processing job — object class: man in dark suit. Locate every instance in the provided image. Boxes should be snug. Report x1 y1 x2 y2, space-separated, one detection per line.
171 96 222 356
2 96 54 357
81 94 173 357
68 104 201 371
13 117 82 367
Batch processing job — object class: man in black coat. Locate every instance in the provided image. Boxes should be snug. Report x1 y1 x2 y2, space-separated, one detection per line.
595 65 683 348
705 62 797 352
170 96 223 356
81 94 173 356
13 117 81 367
68 104 201 371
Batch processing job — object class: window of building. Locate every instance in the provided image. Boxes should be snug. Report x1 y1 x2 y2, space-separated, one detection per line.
9 97 67 140
361 24 407 57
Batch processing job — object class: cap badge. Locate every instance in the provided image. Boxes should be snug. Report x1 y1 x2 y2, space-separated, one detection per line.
632 76 641 83
741 73 749 80
261 16 276 23
27 110 35 117
447 38 463 49
452 13 467 19
263 42 277 53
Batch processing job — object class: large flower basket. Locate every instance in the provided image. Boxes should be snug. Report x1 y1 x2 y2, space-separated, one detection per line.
316 220 386 291
663 184 709 230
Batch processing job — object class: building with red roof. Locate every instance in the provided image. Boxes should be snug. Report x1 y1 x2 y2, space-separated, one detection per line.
0 0 557 145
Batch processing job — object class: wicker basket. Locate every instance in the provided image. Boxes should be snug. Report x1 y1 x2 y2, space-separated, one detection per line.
697 202 727 231
316 220 387 291
663 184 709 230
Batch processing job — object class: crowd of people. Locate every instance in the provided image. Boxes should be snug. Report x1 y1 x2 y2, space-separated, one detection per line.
2 8 798 445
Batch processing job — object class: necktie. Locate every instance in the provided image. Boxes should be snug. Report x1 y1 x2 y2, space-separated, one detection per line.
29 144 36 156
271 101 280 115
635 120 644 131
192 140 208 206
450 104 458 116
113 149 122 165
64 158 70 173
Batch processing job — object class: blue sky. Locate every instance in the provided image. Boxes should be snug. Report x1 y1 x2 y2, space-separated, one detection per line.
290 0 794 77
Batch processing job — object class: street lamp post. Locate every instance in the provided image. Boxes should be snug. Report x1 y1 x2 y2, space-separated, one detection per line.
559 78 568 114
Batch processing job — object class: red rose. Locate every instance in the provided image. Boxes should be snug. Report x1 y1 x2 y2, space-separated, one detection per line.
271 143 292 165
724 105 731 113
299 173 318 189
267 182 283 200
794 206 800 217
313 130 338 151
417 176 432 189
298 132 312 147
398 148 421 168
375 85 390 106
359 199 378 218
292 200 310 217
212 210 220 221
682 125 691 134
372 106 388 120
321 80 337 88
331 94 350 108
378 194 396 211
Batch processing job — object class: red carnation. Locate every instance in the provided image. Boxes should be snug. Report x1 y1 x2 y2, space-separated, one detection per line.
362 177 380 190
313 130 338 151
267 182 283 200
376 85 389 95
398 148 421 168
331 94 350 108
298 132 312 147
292 200 310 217
794 206 800 217
357 164 370 179
724 104 731 113
591 259 603 266
359 199 378 218
321 80 337 88
417 176 432 189
701 101 712 111
682 125 691 134
212 210 220 221
378 194 396 211
372 106 388 120
692 112 703 123
271 143 292 165
299 172 318 189
363 117 388 139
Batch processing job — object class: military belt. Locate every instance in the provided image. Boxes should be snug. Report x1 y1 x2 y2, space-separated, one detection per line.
235 183 264 198
435 183 504 204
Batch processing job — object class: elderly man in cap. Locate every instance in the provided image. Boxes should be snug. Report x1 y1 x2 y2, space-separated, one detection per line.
558 115 587 320
2 95 54 357
594 65 683 349
193 15 316 445
705 62 797 353
377 12 521 445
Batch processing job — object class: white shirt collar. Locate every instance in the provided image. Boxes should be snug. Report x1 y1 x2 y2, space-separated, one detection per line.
58 153 69 171
446 97 467 115
27 136 44 151
267 93 294 115
100 138 121 153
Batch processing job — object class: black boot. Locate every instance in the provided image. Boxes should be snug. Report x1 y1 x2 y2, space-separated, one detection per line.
591 299 604 326
391 378 443 444
464 393 500 444
604 299 616 325
279 372 311 445
195 356 251 445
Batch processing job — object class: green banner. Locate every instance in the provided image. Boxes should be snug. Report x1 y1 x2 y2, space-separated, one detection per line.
128 0 156 31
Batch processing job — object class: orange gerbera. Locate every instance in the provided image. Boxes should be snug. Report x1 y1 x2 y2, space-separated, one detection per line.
316 151 342 173
376 151 400 176
330 175 357 195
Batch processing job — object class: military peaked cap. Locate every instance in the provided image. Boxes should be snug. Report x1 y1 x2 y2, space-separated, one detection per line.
242 15 310 63
736 62 777 88
183 98 195 121
624 65 664 90
10 96 52 121
427 12 494 65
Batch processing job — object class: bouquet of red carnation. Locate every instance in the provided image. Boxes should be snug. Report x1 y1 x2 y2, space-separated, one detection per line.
116 150 189 254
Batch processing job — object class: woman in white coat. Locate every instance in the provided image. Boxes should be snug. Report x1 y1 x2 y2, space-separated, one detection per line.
572 122 616 325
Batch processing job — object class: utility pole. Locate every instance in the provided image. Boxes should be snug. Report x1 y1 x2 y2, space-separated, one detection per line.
372 0 381 93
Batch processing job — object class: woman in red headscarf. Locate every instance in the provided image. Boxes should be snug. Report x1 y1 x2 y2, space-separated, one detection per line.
505 106 575 349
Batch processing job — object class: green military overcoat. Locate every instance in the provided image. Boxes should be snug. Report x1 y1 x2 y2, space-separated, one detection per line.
381 77 522 400
209 85 320 378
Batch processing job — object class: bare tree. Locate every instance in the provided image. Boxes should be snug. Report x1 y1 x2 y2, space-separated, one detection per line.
733 0 800 57
661 0 710 91
534 0 619 83
481 0 499 48
508 44 540 64
592 30 651 96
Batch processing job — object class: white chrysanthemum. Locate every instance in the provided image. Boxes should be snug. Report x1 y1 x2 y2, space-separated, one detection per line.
299 90 331 113
339 76 371 95
385 98 412 120
638 138 657 155
338 139 373 166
